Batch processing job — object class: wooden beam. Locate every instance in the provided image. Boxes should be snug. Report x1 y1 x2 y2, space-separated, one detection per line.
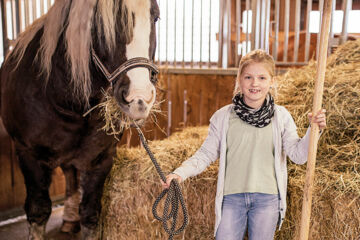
299 0 333 239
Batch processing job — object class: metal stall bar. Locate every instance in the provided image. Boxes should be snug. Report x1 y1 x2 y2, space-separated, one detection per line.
32 0 37 22
245 0 250 54
316 0 324 61
40 0 44 16
47 0 51 11
235 0 240 65
218 0 225 67
183 90 187 126
293 0 301 62
157 0 161 65
191 0 194 67
11 0 18 39
329 0 336 39
264 0 270 52
17 0 22 33
182 0 185 67
24 0 30 28
1 0 9 57
260 0 265 49
305 0 312 62
208 0 212 67
329 0 336 55
174 0 176 67
251 0 260 50
165 0 168 66
200 0 203 67
226 0 231 67
283 0 290 62
272 0 280 60
340 0 352 45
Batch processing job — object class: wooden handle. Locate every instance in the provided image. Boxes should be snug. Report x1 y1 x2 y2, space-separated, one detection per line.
299 0 333 239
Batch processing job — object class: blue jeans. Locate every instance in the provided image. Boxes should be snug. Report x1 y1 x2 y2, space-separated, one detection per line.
216 193 279 240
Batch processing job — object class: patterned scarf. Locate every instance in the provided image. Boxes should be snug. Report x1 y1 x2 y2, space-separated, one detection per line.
232 93 275 128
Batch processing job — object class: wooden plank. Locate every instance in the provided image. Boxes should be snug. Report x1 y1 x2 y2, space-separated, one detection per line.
49 167 65 199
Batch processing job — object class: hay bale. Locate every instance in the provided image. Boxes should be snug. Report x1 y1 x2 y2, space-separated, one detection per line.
100 40 360 239
99 127 216 239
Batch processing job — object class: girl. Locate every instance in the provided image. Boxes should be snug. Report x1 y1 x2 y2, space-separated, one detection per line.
162 49 326 240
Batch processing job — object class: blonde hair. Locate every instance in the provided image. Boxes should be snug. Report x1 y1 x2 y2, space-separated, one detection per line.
233 49 275 96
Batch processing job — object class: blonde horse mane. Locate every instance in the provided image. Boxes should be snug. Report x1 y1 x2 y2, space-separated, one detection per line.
10 0 139 105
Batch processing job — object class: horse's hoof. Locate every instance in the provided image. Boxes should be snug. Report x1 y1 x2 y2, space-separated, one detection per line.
28 222 46 240
61 220 81 233
81 226 98 240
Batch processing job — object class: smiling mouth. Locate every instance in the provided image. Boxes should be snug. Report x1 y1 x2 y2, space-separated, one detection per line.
249 89 260 93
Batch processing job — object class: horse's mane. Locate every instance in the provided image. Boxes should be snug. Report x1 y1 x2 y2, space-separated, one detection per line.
10 0 141 105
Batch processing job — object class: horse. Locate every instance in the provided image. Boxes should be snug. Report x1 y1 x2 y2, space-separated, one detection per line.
0 0 159 239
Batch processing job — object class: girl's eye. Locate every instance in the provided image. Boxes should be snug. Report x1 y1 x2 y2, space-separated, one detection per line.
245 76 251 79
260 77 266 80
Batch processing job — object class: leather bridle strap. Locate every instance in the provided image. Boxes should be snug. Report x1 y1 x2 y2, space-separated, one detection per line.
91 48 159 84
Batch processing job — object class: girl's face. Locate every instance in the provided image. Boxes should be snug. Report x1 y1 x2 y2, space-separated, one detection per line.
239 62 274 109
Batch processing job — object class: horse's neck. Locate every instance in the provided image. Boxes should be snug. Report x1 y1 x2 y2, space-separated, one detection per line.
46 35 110 112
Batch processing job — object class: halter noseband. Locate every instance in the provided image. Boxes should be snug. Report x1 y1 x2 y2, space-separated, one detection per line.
91 48 159 86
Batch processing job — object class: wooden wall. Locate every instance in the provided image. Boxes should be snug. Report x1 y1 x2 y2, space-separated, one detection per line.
119 71 236 147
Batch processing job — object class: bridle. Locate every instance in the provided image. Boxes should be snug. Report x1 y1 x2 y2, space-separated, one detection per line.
91 47 159 87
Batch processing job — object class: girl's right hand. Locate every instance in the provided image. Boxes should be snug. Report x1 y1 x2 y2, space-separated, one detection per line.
161 173 183 189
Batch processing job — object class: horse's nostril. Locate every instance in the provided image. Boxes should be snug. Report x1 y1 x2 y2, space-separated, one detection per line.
122 92 130 105
137 99 144 105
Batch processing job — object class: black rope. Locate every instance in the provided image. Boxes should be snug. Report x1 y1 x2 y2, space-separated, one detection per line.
135 126 188 240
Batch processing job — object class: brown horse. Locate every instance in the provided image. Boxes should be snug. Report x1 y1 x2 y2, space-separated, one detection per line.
0 0 159 239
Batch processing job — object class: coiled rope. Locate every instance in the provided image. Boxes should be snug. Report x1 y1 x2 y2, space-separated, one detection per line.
134 126 188 240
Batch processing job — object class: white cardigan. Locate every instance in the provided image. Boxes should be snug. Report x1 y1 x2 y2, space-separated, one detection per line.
173 104 313 236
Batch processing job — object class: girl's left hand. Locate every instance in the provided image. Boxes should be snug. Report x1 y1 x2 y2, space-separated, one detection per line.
308 109 326 131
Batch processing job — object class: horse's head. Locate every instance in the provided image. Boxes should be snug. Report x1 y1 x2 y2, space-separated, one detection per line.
11 0 159 123
92 0 160 122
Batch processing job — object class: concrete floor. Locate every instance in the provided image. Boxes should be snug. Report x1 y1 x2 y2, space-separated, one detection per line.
0 207 80 240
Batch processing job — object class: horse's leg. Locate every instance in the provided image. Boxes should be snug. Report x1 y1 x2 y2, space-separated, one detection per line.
17 150 52 240
79 151 114 240
60 164 81 234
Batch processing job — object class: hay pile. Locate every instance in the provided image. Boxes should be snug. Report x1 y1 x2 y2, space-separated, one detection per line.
99 127 216 239
99 39 360 239
274 39 360 239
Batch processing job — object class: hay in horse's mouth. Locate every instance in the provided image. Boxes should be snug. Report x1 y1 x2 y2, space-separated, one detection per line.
83 90 162 140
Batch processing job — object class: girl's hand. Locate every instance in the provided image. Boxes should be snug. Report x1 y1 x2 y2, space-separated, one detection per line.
161 173 183 189
308 109 326 131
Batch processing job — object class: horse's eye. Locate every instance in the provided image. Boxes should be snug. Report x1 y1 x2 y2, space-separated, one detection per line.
154 16 160 23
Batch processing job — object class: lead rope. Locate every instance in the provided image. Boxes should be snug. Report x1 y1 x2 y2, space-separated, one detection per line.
134 125 188 240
